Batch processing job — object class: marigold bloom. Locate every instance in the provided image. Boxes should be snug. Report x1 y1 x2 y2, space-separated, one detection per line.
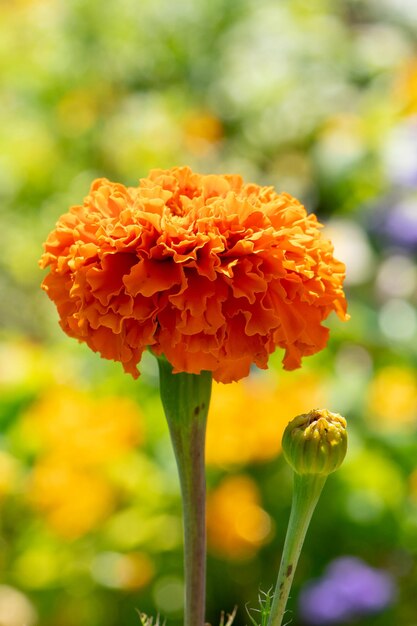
40 167 348 383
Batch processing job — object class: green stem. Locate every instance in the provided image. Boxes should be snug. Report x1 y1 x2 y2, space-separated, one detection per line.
267 473 327 626
157 358 212 626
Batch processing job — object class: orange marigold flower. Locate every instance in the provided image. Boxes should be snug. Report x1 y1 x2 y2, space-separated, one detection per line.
40 166 348 383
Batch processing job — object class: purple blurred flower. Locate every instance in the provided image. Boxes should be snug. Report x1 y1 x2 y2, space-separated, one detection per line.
299 556 397 625
368 195 417 251
384 199 417 248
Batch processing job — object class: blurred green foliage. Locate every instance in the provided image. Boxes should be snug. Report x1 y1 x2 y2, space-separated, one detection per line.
1 0 417 625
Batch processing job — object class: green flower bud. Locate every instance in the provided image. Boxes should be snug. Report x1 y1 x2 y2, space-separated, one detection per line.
282 408 347 476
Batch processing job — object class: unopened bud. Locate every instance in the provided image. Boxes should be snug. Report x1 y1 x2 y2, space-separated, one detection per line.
282 409 347 476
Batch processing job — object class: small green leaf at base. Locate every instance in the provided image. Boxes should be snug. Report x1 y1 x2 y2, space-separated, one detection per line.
136 610 166 626
246 588 274 626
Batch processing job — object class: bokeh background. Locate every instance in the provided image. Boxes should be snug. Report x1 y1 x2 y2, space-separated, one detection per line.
1 0 417 624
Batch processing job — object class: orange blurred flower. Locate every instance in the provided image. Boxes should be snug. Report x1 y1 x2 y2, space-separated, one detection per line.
40 166 347 383
206 475 272 560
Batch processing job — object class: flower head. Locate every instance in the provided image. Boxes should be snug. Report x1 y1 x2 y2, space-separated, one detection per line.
282 408 347 476
40 166 347 383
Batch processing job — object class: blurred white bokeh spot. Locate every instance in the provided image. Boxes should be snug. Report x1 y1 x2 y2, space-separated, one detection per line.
379 298 417 341
0 585 37 626
324 219 375 285
376 255 417 298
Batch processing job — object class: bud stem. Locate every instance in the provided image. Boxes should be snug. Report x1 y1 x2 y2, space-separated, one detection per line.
267 473 327 626
157 357 212 626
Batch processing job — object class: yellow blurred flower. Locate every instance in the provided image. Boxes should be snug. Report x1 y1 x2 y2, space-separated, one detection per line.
393 57 417 115
23 386 143 466
207 475 272 560
206 371 327 466
22 386 144 538
29 459 115 539
183 111 223 155
366 366 417 431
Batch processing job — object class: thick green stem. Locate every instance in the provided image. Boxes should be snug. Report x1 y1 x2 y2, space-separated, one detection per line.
267 473 327 626
157 358 212 626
